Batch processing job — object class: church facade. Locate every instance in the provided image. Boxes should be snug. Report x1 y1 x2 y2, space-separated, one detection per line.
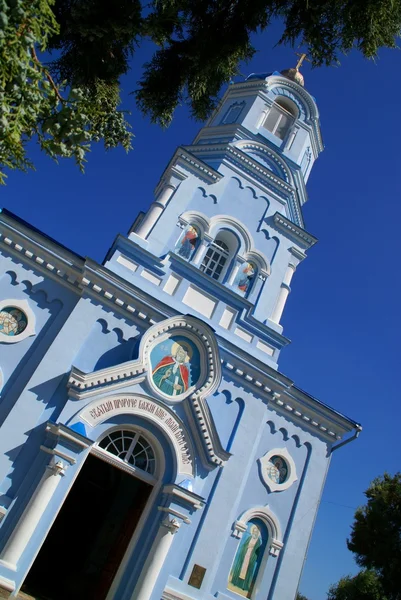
0 68 360 600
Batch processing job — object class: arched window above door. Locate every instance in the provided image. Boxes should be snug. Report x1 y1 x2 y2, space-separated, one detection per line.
98 429 156 476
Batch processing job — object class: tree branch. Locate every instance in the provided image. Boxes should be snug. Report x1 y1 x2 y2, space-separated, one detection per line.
30 45 64 103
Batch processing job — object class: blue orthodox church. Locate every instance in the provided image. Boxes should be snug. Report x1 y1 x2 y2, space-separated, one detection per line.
0 65 360 600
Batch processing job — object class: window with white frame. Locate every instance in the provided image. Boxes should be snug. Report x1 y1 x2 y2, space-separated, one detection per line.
263 96 298 140
200 239 229 280
98 430 156 475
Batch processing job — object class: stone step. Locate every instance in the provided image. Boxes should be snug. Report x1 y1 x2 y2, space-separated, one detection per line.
0 590 41 600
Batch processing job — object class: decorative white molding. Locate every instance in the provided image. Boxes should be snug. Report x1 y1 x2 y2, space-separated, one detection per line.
219 356 351 441
0 221 162 328
187 143 295 195
0 299 36 344
161 516 181 533
233 140 292 182
258 447 298 493
185 142 304 226
75 393 195 477
273 213 317 248
162 588 195 600
0 575 15 592
67 315 230 468
142 315 222 403
40 445 76 465
162 484 204 510
233 505 283 557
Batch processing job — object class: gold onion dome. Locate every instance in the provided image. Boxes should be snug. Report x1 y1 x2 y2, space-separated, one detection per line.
280 67 304 87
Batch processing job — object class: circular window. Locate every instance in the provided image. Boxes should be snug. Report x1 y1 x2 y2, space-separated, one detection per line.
99 430 156 475
0 307 28 337
267 455 288 485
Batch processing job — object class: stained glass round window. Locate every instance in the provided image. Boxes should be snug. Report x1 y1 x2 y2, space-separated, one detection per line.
0 307 28 337
267 455 288 485
99 430 156 475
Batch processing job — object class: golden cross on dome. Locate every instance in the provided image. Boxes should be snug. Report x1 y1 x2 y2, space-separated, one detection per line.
295 52 311 70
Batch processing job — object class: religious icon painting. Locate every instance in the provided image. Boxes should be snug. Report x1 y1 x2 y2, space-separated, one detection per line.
175 224 199 261
0 299 36 344
228 519 268 598
234 262 256 297
258 448 297 493
0 307 28 337
266 455 288 485
150 335 201 399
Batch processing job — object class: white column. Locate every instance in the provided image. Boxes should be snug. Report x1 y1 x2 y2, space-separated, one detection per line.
248 273 266 304
132 516 181 600
256 106 269 129
192 237 211 266
135 185 176 239
0 459 66 569
228 262 240 286
271 263 296 324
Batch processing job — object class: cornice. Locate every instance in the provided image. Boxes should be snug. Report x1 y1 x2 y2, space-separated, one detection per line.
273 212 317 249
186 143 294 193
155 147 223 195
184 143 304 227
218 347 357 441
0 211 84 293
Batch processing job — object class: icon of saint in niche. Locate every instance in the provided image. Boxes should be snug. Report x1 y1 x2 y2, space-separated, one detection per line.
176 225 199 260
234 262 255 296
267 455 288 484
228 520 266 598
151 337 200 397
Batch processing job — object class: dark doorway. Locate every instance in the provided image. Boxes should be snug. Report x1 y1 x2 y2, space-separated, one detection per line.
22 454 152 600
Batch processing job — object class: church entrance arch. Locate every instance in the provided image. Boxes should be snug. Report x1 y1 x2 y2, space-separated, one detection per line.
76 393 195 478
22 427 162 600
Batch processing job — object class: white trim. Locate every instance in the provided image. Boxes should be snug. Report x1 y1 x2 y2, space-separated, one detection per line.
233 505 283 557
141 315 221 403
93 424 164 483
162 587 195 600
76 394 195 478
0 575 15 591
0 299 36 344
258 447 298 493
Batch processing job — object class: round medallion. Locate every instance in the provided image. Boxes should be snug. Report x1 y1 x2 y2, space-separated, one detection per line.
0 307 28 337
258 447 297 492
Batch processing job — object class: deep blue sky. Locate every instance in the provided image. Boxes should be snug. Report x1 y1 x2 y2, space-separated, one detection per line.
2 24 401 600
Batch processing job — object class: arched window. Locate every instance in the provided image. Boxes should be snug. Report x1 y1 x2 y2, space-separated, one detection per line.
200 230 238 282
98 429 156 476
201 239 229 280
263 96 298 140
228 518 269 598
